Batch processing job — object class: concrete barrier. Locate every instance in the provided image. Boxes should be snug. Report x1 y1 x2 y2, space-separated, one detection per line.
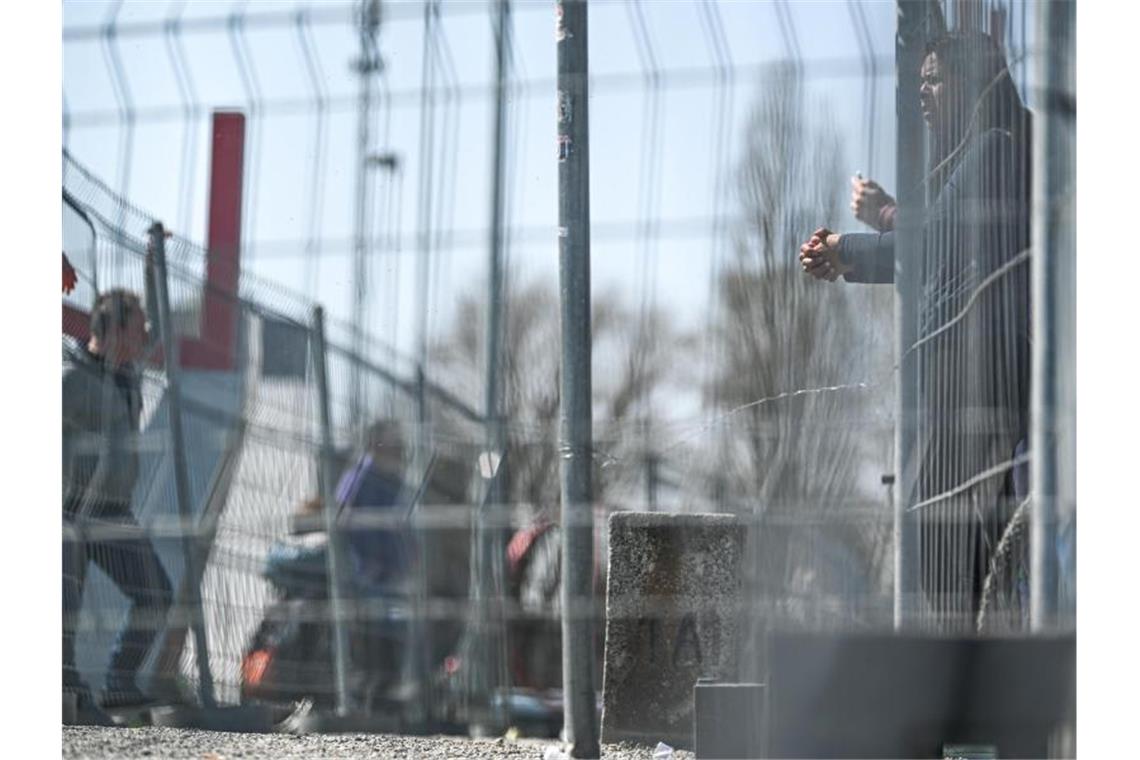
601 512 744 749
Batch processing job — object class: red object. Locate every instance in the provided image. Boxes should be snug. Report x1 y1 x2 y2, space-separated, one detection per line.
62 253 77 294
507 521 553 578
62 303 90 342
62 112 248 373
180 111 245 370
242 649 272 688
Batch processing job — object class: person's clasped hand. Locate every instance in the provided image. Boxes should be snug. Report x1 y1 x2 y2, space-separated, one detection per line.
850 174 896 231
799 227 851 282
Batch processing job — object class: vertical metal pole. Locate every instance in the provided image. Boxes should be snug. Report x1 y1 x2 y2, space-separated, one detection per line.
464 0 513 732
149 222 216 708
1031 0 1076 632
413 365 432 726
415 1 437 373
486 0 509 457
557 1 599 755
893 0 934 630
351 0 381 434
312 306 352 715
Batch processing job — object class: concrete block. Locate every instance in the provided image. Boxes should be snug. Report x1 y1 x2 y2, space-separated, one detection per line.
601 512 744 750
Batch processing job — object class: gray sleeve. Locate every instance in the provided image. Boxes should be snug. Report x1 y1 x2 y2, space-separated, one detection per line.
837 132 1023 289
839 231 895 284
62 364 89 434
62 364 89 498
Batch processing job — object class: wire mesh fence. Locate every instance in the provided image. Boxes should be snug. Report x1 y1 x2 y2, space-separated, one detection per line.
61 0 1074 743
883 2 1046 636
62 148 494 714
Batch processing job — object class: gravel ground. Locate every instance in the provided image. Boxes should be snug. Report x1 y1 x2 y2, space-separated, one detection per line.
62 727 695 759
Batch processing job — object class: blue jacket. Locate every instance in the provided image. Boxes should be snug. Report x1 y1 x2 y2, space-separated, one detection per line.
335 453 414 586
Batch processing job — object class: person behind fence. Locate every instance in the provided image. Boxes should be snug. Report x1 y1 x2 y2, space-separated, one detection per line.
798 31 1032 629
265 421 414 593
63 278 174 717
335 420 417 699
261 420 414 699
339 421 416 591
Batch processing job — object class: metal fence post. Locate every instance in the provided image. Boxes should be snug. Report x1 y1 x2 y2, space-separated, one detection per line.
470 0 512 731
557 0 600 755
350 0 381 434
892 0 934 631
486 0 509 468
1031 0 1076 632
149 222 216 708
413 364 432 726
311 305 352 715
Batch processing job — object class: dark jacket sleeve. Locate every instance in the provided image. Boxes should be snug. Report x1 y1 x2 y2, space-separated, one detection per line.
837 129 1023 287
839 231 895 284
62 360 88 501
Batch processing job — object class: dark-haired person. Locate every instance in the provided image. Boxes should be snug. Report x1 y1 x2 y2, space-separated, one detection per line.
799 32 1033 630
258 420 415 702
63 281 173 719
337 421 415 591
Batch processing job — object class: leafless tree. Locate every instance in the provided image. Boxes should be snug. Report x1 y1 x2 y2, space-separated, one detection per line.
703 68 896 662
431 278 687 522
429 277 687 688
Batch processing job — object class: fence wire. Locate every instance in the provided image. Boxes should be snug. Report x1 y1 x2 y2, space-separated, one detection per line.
62 0 1073 734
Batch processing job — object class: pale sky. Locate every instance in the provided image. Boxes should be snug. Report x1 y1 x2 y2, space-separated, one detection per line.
62 0 1036 414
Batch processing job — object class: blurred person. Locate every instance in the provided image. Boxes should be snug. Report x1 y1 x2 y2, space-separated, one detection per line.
258 497 330 604
254 421 415 704
798 31 1033 627
506 517 560 689
63 279 173 718
262 422 414 602
335 425 419 700
336 420 415 591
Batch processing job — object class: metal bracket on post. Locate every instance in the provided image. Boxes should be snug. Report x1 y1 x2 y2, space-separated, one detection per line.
149 222 216 708
311 306 352 716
